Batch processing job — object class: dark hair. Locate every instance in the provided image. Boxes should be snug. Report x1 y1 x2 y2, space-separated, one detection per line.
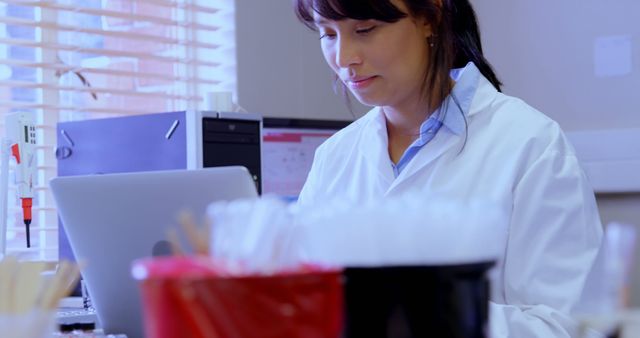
294 0 502 114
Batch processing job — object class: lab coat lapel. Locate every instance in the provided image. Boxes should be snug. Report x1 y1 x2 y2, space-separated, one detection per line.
385 74 499 195
359 108 395 189
385 130 461 195
467 74 498 119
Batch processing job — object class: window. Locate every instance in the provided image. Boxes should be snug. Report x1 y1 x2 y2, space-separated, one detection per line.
0 0 236 261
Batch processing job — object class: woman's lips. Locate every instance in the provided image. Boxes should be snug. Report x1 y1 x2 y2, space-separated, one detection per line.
345 76 376 90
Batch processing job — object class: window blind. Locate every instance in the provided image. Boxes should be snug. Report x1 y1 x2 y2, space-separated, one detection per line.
0 0 236 261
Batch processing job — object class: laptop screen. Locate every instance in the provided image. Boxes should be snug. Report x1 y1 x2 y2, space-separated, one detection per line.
51 167 258 337
262 117 351 199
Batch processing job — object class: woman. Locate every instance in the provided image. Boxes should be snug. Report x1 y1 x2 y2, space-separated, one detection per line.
294 0 603 336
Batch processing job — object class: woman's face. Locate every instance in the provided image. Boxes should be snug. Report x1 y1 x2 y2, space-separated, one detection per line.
313 0 432 111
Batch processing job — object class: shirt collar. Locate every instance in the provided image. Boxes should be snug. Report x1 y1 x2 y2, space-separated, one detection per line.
369 62 481 137
425 62 481 136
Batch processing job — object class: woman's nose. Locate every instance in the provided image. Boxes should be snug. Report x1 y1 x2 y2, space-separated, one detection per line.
335 37 362 68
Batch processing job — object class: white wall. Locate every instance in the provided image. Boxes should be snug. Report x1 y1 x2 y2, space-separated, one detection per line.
237 1 639 128
235 0 367 120
470 0 639 131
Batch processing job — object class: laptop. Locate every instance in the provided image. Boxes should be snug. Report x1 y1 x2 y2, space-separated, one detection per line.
50 166 258 338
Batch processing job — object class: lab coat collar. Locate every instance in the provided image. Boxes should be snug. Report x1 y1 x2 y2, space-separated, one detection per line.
358 68 500 194
360 107 395 188
358 106 461 193
439 61 480 136
387 128 460 194
390 73 500 193
467 69 500 118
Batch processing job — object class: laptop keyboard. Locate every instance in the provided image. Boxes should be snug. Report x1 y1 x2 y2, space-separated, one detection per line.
56 308 97 324
55 309 129 337
52 330 127 338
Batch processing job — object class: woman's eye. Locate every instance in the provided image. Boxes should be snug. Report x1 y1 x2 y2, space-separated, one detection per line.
356 26 376 34
319 33 336 40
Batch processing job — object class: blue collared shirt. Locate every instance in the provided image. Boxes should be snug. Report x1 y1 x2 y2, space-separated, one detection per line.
391 62 480 177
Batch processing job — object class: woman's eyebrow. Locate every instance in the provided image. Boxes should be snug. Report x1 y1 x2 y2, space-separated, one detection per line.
313 17 330 26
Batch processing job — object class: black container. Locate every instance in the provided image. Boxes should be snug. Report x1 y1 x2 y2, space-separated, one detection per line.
343 262 494 338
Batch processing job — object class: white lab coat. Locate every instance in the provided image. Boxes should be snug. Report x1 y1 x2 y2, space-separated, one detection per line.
298 73 603 337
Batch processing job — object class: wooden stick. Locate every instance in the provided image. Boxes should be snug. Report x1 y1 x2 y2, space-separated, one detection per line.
59 262 82 302
0 256 18 313
14 261 46 314
39 261 65 310
40 260 76 310
178 210 210 255
166 228 184 256
58 260 85 300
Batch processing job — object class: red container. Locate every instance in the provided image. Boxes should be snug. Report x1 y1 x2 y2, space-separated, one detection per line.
132 257 343 338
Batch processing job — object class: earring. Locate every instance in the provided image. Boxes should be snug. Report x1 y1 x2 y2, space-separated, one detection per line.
427 34 436 47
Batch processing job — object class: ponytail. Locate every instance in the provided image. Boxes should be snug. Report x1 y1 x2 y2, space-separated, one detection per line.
447 0 501 91
406 0 503 113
